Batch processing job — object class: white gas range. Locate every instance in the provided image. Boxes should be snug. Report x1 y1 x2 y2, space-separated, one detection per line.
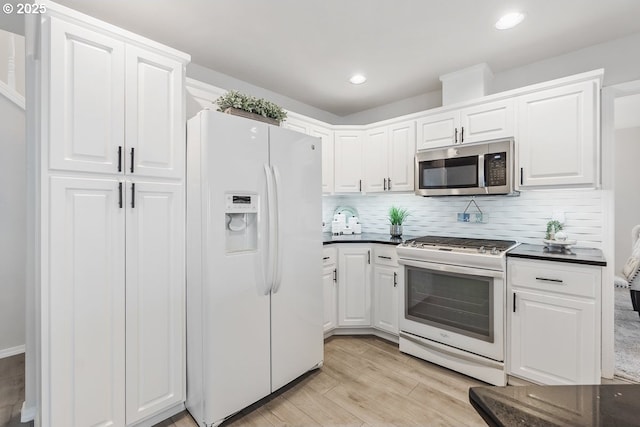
396 236 519 386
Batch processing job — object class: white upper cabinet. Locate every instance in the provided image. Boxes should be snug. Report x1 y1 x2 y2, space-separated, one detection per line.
48 17 186 180
363 127 388 192
387 121 416 192
416 111 457 150
417 100 514 150
363 121 415 193
334 131 364 193
125 46 185 179
459 99 514 144
282 117 334 194
49 17 125 174
517 80 598 188
310 125 334 194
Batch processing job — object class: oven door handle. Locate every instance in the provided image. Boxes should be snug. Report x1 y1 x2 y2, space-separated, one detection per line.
398 258 504 279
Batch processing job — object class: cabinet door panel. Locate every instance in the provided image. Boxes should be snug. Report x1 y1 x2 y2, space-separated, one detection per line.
416 112 457 150
460 99 514 143
126 181 185 423
322 266 338 332
338 247 371 326
48 176 125 426
363 127 387 193
510 290 597 384
126 46 185 179
334 132 363 193
49 18 125 174
388 122 415 192
373 265 398 334
310 126 334 194
517 81 597 187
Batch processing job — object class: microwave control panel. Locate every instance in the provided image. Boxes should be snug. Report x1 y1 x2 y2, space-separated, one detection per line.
485 152 507 186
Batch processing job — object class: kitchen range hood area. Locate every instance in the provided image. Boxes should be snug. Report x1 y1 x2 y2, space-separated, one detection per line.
6 1 638 427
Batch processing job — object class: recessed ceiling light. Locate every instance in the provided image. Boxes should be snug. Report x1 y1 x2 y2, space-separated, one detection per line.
349 74 367 85
495 12 525 30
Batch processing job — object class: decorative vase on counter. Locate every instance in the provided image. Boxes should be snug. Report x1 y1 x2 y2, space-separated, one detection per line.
390 224 403 237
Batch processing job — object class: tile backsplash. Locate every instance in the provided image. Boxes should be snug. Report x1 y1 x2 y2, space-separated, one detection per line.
323 189 604 248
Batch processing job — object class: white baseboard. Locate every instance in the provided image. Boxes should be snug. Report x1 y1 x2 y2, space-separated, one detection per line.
21 401 36 423
0 344 25 359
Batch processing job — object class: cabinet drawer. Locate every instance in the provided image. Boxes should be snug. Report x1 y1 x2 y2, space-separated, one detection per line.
323 246 337 266
373 245 399 267
508 258 600 299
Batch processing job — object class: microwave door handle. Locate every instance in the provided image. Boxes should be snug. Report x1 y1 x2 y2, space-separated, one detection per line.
478 154 485 188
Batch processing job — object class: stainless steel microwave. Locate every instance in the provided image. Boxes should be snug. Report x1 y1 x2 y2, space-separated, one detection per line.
415 139 515 196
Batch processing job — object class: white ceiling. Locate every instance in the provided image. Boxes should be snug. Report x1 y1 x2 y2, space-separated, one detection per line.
52 0 640 116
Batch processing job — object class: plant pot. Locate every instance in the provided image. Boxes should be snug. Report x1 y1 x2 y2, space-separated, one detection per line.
223 107 280 126
390 224 403 237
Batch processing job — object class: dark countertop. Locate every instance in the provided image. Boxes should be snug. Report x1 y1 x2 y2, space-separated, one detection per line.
322 232 420 245
507 243 606 267
469 384 640 427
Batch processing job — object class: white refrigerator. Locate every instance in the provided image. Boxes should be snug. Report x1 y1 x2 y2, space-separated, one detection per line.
185 110 324 427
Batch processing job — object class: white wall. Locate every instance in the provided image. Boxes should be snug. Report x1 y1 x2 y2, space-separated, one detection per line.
0 93 25 355
324 189 604 248
0 29 25 96
187 62 342 125
614 126 640 273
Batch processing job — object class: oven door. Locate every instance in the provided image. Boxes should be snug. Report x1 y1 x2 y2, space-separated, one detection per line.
398 258 504 361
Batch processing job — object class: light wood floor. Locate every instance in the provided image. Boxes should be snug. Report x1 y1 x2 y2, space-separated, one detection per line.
158 336 487 427
0 353 25 427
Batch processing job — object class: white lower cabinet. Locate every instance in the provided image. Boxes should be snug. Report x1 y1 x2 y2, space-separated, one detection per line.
373 265 399 335
49 176 126 427
125 181 185 423
372 245 399 335
322 247 338 332
48 177 186 425
508 258 601 385
337 246 372 326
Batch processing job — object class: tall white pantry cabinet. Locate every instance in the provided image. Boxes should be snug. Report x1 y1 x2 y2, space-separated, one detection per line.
25 2 190 426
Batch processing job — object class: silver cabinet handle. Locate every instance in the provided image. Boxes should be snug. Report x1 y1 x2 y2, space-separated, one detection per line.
367 250 371 264
388 177 391 190
378 255 392 260
535 277 563 283
393 272 397 287
383 178 387 191
359 179 362 192
333 268 337 282
454 128 458 143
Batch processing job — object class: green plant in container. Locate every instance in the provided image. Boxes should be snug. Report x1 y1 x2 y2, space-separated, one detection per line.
388 206 410 237
215 90 288 123
545 220 564 240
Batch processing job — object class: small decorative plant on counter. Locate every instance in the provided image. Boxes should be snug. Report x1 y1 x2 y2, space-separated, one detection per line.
545 220 564 240
388 206 410 237
215 90 288 125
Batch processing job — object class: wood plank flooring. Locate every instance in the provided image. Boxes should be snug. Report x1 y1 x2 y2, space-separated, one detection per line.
158 336 487 427
0 353 26 427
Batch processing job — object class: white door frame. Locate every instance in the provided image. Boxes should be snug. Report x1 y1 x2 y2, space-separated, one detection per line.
600 79 640 378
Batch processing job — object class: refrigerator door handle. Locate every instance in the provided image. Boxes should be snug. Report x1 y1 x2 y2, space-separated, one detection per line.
271 165 284 294
263 164 277 295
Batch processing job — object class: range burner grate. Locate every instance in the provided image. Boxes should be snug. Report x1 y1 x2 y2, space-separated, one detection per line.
407 236 517 252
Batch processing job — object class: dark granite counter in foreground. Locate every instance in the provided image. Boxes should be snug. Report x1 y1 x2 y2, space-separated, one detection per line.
469 384 640 427
507 243 606 267
322 232 419 245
